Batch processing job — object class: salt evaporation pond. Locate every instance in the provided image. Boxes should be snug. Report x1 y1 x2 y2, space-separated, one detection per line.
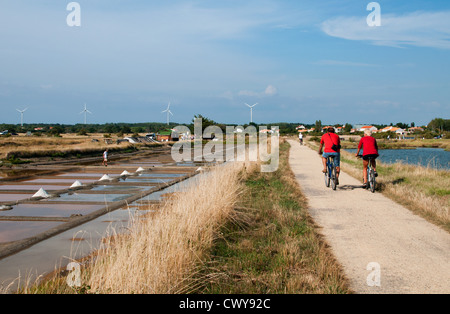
0 204 105 218
0 150 202 291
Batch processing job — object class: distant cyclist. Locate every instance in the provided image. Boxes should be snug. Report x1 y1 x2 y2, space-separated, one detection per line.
355 129 379 188
318 127 341 185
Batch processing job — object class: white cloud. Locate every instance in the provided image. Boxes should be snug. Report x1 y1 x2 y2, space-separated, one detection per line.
219 91 234 100
238 90 260 97
238 85 278 98
264 85 278 96
321 11 450 50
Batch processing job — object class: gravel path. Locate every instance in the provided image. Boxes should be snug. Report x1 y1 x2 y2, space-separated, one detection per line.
288 140 450 294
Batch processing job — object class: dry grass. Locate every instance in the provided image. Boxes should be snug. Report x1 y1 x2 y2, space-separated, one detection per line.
82 161 247 294
0 134 130 159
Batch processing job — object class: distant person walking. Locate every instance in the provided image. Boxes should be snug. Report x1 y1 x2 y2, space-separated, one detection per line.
103 149 108 167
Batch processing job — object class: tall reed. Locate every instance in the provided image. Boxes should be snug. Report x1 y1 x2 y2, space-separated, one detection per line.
85 161 247 294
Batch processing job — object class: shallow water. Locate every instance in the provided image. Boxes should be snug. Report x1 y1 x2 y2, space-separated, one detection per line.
91 185 155 192
0 194 33 202
346 147 449 170
0 185 71 191
26 178 98 184
44 193 132 203
0 221 64 243
0 207 142 290
136 173 186 178
118 177 173 183
0 204 105 218
114 163 162 167
56 173 119 178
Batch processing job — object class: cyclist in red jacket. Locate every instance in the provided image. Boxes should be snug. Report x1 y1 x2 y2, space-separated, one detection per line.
356 129 379 187
318 127 341 185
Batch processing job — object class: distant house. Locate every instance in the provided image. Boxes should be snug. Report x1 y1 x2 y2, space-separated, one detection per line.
380 126 393 132
322 126 334 133
296 125 306 130
321 126 344 133
156 130 173 142
408 127 424 133
358 125 378 132
380 126 403 133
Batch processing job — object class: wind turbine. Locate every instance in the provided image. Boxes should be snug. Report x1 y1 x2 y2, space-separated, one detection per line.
16 108 28 127
80 103 92 125
245 103 258 123
162 102 173 125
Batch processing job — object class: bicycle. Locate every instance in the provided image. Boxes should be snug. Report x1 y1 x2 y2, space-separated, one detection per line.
324 155 338 191
357 155 377 193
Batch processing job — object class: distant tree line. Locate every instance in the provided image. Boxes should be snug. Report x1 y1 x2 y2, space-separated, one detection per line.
0 117 448 137
0 122 178 137
427 118 450 132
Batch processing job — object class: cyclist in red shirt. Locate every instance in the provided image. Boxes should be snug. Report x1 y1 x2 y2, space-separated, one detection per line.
318 127 341 185
355 129 379 187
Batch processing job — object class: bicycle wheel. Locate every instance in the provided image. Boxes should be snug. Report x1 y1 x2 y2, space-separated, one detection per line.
331 166 337 190
369 169 376 193
324 161 331 187
324 171 330 187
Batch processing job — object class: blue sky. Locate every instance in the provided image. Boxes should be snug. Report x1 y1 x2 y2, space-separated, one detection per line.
0 0 449 126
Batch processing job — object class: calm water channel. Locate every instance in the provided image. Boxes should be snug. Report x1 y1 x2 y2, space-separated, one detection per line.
346 147 449 170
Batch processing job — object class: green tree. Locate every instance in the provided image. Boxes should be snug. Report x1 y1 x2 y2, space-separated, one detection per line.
344 123 352 133
121 125 132 134
77 129 88 136
315 120 322 133
104 124 115 134
191 114 217 133
428 118 449 132
396 122 409 129
48 125 64 136
132 127 145 134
